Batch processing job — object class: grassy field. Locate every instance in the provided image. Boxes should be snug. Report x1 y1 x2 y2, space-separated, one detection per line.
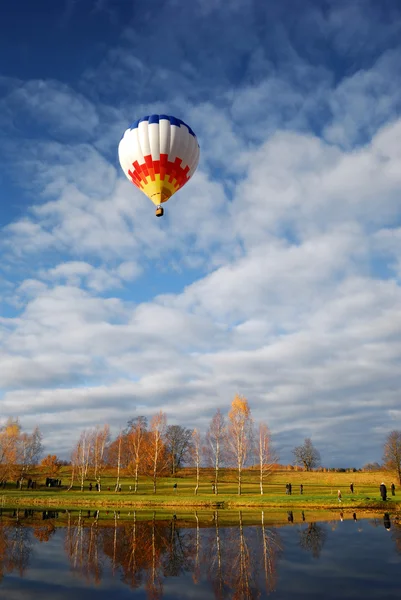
1 468 399 513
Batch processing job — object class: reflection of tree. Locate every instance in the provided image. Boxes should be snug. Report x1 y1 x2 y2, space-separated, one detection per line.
163 516 194 577
207 511 227 599
299 522 327 559
64 509 103 584
225 511 260 600
0 509 290 596
391 517 401 554
261 511 281 595
0 518 33 580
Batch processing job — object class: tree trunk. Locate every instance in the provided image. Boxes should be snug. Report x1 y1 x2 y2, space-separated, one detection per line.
134 463 139 493
194 462 199 495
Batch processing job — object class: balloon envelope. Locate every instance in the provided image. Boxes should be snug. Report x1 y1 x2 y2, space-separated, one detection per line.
118 114 200 207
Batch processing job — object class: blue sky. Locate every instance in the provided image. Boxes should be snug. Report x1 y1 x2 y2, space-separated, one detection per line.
1 0 401 466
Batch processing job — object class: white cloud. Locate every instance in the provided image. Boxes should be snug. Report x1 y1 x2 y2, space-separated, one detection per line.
1 0 401 465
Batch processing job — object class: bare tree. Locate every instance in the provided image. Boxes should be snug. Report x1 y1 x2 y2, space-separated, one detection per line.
90 425 110 488
165 425 193 476
146 412 167 494
258 423 278 495
126 416 148 492
383 430 401 484
192 429 202 495
114 429 123 492
227 395 253 495
292 438 321 471
205 409 226 495
17 426 43 487
72 430 91 492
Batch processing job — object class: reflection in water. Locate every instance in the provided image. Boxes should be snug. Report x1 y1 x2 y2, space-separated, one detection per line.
0 509 400 597
299 522 327 559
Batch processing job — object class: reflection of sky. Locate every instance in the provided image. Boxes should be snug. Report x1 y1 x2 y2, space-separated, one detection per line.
0 517 400 599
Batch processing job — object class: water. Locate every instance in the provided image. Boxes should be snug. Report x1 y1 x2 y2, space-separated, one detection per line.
0 508 399 599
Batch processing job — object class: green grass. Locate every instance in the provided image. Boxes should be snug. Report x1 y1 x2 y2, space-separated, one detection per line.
1 468 399 513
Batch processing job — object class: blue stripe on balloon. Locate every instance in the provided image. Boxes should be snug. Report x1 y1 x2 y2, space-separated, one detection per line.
129 114 197 139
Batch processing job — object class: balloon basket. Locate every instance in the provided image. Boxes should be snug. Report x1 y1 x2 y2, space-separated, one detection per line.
155 206 164 217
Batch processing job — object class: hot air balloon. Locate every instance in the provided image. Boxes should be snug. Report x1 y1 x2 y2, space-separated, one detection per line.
118 114 200 217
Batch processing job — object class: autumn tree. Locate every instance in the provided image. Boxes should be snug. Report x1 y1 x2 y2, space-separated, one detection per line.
0 419 20 482
227 395 253 495
383 430 401 484
258 423 278 495
40 455 61 478
205 409 227 495
292 438 321 471
165 425 194 476
0 419 43 485
125 416 148 492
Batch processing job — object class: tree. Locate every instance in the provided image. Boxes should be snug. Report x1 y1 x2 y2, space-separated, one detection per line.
17 426 43 486
126 416 148 492
258 423 278 495
205 409 227 495
40 455 61 478
292 438 321 471
71 430 91 491
191 429 202 495
165 425 193 476
0 419 43 486
0 418 20 482
146 412 168 493
383 430 401 484
227 395 253 495
90 425 110 487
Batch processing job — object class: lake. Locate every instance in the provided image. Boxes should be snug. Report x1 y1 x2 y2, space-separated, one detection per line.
0 508 400 599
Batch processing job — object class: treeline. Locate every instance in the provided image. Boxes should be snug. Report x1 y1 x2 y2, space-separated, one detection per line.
2 397 400 493
68 395 277 495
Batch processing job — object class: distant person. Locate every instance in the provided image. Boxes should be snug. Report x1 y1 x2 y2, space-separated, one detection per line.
338 490 342 502
380 482 387 501
173 483 177 493
285 483 289 495
287 511 294 523
288 483 292 495
383 513 391 530
300 484 303 495
350 483 354 494
391 483 395 496
89 483 92 491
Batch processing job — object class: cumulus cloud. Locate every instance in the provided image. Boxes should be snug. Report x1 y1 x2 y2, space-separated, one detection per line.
1 0 401 464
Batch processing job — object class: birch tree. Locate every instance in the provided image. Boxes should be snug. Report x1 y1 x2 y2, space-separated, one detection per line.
192 429 202 495
258 423 278 495
126 417 148 492
147 412 167 494
227 395 253 496
71 430 91 492
90 425 110 489
205 409 226 495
